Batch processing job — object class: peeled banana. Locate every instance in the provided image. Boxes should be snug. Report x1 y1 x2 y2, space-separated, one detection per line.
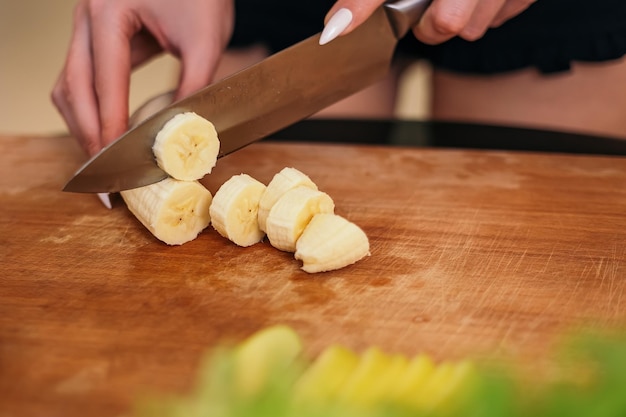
120 177 212 245
295 213 370 273
265 186 335 252
152 112 220 181
118 109 370 271
209 174 267 247
257 167 318 232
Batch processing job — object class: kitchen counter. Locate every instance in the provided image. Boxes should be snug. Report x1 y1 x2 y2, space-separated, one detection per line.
2 123 626 416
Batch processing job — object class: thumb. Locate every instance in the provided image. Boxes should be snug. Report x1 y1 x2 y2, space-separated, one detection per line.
320 0 385 45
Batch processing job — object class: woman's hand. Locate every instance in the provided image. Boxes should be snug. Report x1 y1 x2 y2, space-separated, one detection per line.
322 0 536 45
51 0 234 156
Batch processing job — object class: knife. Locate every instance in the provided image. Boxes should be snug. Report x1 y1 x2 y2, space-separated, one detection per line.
63 0 432 193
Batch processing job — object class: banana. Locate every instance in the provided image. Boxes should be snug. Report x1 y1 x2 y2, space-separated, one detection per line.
209 174 267 247
152 112 220 181
257 167 318 232
120 177 212 245
265 186 335 252
295 213 370 273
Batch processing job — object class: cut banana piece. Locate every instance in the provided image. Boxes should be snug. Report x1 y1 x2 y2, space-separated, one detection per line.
152 112 220 181
209 174 267 247
120 177 212 245
265 187 335 252
257 167 318 232
295 213 370 273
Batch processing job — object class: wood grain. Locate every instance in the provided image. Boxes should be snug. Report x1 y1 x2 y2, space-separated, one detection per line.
1 135 625 417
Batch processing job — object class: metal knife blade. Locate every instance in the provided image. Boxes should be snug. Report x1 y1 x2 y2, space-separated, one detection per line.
63 0 431 193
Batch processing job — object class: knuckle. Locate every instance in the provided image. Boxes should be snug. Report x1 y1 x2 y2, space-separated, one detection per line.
50 85 63 108
430 9 467 36
51 73 71 107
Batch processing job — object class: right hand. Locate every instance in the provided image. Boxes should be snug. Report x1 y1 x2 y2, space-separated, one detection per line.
51 0 234 156
325 0 536 44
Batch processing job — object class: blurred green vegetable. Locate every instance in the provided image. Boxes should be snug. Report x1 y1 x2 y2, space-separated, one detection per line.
132 326 626 417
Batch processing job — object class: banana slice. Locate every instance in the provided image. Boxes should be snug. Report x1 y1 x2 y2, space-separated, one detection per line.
295 213 370 273
258 167 318 232
152 112 220 181
120 177 212 245
265 187 335 252
209 173 267 247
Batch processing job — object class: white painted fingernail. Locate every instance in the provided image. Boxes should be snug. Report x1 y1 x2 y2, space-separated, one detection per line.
97 192 113 209
320 8 353 45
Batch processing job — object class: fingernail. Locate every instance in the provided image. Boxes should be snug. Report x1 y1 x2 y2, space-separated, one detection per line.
319 8 353 45
97 192 113 209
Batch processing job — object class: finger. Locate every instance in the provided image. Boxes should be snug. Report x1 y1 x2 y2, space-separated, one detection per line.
491 0 536 27
51 67 81 149
413 0 480 45
169 1 233 100
89 2 136 147
129 29 163 68
51 2 102 156
175 36 222 101
458 0 506 41
321 0 383 44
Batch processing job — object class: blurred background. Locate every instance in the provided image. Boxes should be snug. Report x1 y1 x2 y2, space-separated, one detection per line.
0 1 429 136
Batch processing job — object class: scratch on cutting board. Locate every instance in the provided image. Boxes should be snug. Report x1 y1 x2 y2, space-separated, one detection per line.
538 247 556 276
564 244 625 322
595 256 605 277
510 247 529 275
267 280 294 304
119 223 136 244
597 243 625 319
40 215 149 247
40 234 73 244
54 362 109 394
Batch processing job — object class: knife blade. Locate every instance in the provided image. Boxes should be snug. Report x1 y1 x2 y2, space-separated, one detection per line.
63 0 432 193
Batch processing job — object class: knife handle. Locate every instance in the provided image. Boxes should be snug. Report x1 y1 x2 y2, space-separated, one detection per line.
384 0 433 38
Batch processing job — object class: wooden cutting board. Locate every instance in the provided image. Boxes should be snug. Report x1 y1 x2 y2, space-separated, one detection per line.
1 134 626 417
